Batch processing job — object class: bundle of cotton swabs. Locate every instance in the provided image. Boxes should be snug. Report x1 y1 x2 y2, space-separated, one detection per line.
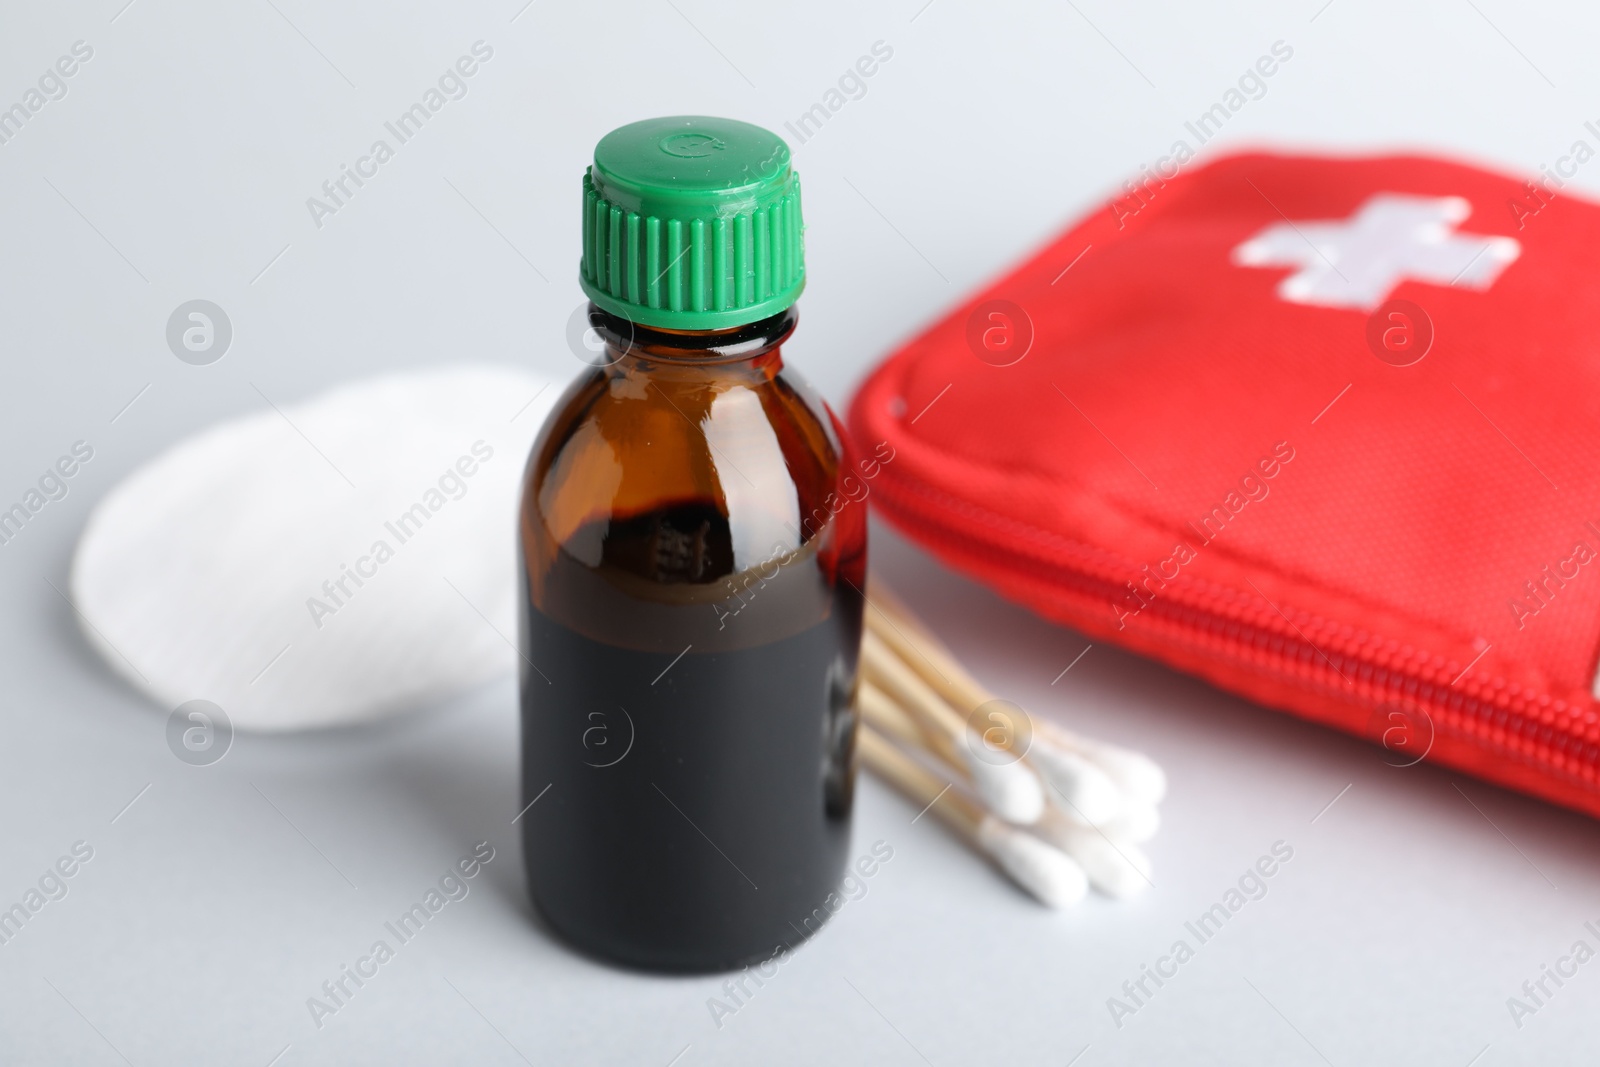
857 581 1167 908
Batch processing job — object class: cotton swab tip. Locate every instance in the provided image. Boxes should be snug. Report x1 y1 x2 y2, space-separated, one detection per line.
1105 803 1160 844
1039 820 1153 899
1030 741 1125 825
962 740 1047 824
1087 744 1168 807
1052 799 1161 844
1035 718 1168 807
977 817 1089 909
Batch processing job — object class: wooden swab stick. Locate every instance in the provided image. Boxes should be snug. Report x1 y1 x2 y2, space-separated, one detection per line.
860 632 968 768
858 723 981 839
861 630 1045 824
858 680 937 757
863 581 991 713
861 680 1045 841
857 725 1087 908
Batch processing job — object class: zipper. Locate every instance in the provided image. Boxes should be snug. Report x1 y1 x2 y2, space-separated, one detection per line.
868 470 1600 795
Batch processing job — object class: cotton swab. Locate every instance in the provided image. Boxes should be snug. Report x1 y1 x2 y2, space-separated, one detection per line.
863 582 1166 812
861 630 1046 825
853 579 1166 906
861 674 1159 847
862 623 1110 822
859 684 1149 898
1069 801 1160 844
859 679 995 809
1034 716 1168 807
1033 808 1152 898
1023 741 1125 825
857 724 1088 908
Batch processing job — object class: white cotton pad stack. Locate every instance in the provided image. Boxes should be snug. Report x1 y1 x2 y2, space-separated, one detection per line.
70 365 557 731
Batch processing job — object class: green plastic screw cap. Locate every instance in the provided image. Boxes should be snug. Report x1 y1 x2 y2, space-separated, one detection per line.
581 115 805 330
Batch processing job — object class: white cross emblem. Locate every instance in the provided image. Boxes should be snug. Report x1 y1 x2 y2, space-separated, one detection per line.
1232 194 1520 310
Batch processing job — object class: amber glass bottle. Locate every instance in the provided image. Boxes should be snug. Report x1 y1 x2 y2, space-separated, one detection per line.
517 117 865 972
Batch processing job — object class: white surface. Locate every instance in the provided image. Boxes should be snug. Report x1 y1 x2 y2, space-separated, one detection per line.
3 1 1600 1064
70 365 550 730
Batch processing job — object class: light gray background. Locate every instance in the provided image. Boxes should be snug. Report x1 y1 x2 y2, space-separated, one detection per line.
3 0 1599 1063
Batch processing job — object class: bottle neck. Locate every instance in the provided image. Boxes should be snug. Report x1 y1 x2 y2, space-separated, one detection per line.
590 304 797 368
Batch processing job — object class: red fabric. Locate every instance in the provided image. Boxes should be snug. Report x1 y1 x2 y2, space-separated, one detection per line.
850 151 1600 819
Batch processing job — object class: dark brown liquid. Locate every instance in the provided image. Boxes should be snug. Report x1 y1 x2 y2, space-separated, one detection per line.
518 504 862 972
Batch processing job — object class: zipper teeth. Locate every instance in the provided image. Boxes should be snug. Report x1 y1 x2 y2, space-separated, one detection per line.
870 472 1600 787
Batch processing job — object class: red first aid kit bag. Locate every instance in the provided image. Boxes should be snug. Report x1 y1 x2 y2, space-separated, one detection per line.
849 151 1600 819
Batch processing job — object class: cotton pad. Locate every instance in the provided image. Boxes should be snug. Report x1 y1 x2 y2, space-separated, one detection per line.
70 364 557 731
